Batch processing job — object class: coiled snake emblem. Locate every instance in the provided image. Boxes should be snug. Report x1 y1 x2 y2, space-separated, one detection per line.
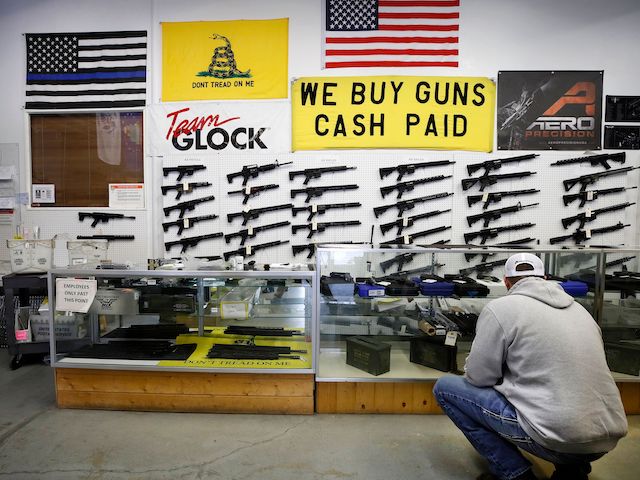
208 34 250 78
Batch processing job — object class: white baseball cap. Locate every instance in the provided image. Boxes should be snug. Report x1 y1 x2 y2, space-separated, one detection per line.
504 253 545 277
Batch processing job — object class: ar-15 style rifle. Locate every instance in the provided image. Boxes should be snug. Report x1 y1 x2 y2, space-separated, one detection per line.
76 235 134 241
223 325 303 336
464 237 537 262
164 232 223 253
162 164 206 181
291 220 361 239
379 225 451 245
207 344 305 360
290 184 359 203
289 165 356 184
467 202 538 228
162 214 219 235
227 203 293 226
466 154 538 176
561 202 635 229
227 184 279 204
380 174 452 199
78 212 135 228
223 240 289 261
549 222 630 245
163 195 216 218
550 151 625 170
467 188 540 210
292 244 317 259
374 192 453 218
459 258 508 276
463 222 535 245
379 160 455 181
563 166 640 192
379 252 417 273
292 202 361 221
380 208 451 235
224 221 290 246
462 171 537 192
562 186 637 207
227 160 293 186
161 182 211 200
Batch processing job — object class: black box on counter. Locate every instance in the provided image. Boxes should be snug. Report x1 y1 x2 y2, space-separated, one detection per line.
139 294 196 314
605 342 640 376
410 336 457 372
346 336 391 376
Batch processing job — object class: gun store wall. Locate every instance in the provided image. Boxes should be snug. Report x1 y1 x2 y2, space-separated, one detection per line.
1 0 640 428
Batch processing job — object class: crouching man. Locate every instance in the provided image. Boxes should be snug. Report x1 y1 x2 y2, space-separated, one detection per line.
433 253 627 480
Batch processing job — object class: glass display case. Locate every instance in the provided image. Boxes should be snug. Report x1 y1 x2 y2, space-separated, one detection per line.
315 245 612 382
47 268 316 374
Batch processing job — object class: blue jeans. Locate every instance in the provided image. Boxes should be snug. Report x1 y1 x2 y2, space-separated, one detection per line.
433 376 603 480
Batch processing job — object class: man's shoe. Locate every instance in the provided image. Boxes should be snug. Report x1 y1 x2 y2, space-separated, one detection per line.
550 463 591 480
476 474 498 480
476 469 537 480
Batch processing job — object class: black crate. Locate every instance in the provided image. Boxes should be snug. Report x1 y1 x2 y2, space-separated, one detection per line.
410 336 457 372
346 336 391 376
605 342 640 376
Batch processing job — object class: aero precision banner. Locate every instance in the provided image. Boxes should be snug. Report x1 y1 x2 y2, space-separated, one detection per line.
162 19 288 101
292 76 495 151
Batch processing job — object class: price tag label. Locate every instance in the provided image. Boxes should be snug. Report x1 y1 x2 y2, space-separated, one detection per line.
245 186 251 195
312 221 318 231
183 218 190 229
585 229 592 239
245 245 252 255
402 216 409 227
403 235 410 244
311 204 318 213
482 193 489 202
587 191 594 201
400 324 407 335
445 331 458 346
243 206 250 213
585 208 592 218
183 182 190 192
248 225 254 235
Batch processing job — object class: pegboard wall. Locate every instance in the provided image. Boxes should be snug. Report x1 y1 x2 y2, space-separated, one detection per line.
155 149 640 272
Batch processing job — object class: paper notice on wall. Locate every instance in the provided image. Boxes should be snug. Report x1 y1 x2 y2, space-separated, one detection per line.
108 183 144 208
32 184 55 204
55 278 98 313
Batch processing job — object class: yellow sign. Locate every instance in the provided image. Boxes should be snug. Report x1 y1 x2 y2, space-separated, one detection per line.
162 19 288 101
292 76 495 151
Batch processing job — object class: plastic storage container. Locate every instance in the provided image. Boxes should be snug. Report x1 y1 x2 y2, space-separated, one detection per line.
67 239 108 266
6 239 54 273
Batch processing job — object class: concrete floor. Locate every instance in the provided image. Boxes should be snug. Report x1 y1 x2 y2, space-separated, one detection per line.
0 354 638 480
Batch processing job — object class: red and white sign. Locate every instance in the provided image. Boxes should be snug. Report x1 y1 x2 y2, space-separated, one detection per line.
109 183 144 209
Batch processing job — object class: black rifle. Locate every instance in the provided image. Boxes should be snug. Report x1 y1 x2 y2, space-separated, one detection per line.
223 325 303 337
556 252 634 270
459 258 508 276
78 212 135 228
163 195 216 218
549 222 630 245
561 202 635 229
380 174 452 199
550 151 625 170
379 160 455 181
462 171 537 192
467 202 539 228
562 186 637 207
207 344 305 360
223 240 289 261
380 225 451 245
290 184 359 203
76 235 134 241
209 344 306 355
161 182 212 200
563 166 640 192
374 192 453 218
464 237 537 262
227 160 293 185
379 253 417 273
228 184 279 204
164 232 223 253
467 154 538 176
292 220 361 239
467 188 540 210
375 263 444 282
289 165 356 184
163 164 206 181
292 202 361 221
224 221 290 245
227 203 293 226
380 208 451 235
292 244 316 259
162 214 219 235
463 222 535 245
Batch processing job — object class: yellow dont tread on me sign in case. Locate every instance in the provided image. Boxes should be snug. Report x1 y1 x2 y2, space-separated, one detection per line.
292 76 495 152
162 19 288 101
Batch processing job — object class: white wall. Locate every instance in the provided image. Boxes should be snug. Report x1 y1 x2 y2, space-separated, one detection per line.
1 0 640 269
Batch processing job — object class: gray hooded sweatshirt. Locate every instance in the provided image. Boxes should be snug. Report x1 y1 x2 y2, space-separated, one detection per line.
465 276 628 454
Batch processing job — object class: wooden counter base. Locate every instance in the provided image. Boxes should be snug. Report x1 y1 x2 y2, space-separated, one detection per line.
55 368 314 414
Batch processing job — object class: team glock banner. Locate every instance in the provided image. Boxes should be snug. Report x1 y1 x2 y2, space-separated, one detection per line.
497 71 603 150
162 19 288 101
292 76 495 151
147 101 289 155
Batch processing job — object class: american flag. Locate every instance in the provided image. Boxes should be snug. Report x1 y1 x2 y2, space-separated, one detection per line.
323 0 459 68
25 30 146 109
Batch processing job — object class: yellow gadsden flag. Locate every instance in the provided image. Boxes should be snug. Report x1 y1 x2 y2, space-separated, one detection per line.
162 19 288 101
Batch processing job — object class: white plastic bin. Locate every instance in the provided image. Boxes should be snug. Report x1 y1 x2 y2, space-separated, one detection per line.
67 239 108 266
6 239 54 273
